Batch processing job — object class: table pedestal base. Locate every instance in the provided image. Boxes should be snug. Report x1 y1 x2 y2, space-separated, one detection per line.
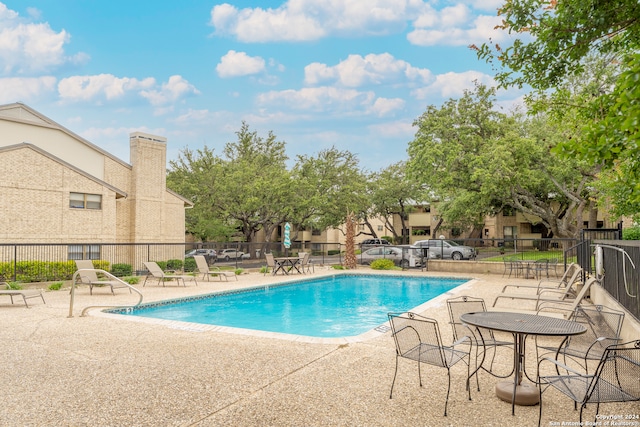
495 381 539 406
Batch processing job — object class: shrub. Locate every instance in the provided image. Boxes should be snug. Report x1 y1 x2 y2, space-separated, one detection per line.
370 259 396 270
123 276 139 285
6 281 22 290
111 263 132 277
623 226 640 240
183 258 197 272
332 265 345 270
259 266 269 274
48 282 63 291
234 268 243 275
328 250 341 256
166 259 183 271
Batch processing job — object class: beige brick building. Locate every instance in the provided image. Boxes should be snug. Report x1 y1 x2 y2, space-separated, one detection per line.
0 103 191 256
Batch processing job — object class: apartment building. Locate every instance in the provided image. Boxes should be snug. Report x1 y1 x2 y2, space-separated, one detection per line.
0 103 191 259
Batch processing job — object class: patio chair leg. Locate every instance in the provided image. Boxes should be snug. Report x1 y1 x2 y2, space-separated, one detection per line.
390 356 400 399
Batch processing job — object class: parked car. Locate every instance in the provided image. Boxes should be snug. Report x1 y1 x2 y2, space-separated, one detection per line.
185 249 216 258
360 246 422 268
360 238 391 249
413 239 476 260
217 249 245 261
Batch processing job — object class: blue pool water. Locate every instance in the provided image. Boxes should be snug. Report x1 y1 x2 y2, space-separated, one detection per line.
114 274 468 338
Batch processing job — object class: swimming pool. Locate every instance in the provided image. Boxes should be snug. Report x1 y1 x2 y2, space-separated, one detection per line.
109 274 469 341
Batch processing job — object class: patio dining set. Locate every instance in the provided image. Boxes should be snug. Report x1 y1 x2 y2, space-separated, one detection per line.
387 267 640 426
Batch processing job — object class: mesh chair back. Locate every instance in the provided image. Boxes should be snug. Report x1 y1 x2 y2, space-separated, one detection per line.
388 312 449 368
564 305 625 361
586 340 640 404
447 296 487 342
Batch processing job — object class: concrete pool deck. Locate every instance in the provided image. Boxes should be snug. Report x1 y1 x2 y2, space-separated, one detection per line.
1 268 637 426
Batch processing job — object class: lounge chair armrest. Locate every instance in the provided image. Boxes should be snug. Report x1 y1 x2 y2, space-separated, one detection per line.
535 300 576 312
536 288 567 298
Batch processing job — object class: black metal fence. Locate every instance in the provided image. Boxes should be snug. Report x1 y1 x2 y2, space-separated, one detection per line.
594 240 640 322
1 238 581 282
2 237 637 321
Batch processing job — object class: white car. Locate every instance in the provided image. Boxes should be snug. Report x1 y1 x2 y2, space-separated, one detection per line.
413 239 476 260
185 249 216 258
360 246 422 268
217 249 245 261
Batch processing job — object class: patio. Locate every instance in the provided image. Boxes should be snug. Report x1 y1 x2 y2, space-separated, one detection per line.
1 269 637 426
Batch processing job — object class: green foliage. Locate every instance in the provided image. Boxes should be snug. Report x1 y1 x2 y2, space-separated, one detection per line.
166 259 183 271
407 83 596 238
48 282 63 291
110 263 132 277
0 261 76 282
327 250 341 256
476 0 640 216
183 258 197 272
370 259 396 270
623 227 640 240
259 266 269 274
332 265 345 270
6 281 22 290
123 276 140 285
234 268 243 275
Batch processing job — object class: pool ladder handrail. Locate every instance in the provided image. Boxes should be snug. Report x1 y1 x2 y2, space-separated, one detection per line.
69 268 143 318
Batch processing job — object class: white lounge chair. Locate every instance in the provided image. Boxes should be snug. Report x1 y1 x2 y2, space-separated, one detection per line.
0 281 45 307
143 261 197 287
194 255 236 281
74 260 131 295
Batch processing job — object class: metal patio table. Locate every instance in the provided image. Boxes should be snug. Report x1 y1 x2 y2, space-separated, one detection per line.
273 257 302 275
460 311 586 415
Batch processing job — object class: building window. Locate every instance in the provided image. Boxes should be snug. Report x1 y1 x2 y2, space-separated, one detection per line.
377 225 384 232
312 228 322 236
68 245 101 260
412 227 430 236
70 192 102 210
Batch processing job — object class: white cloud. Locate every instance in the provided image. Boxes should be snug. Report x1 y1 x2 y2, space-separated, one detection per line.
216 50 266 78
57 74 198 107
369 97 405 116
0 76 56 103
0 3 88 75
412 70 494 99
139 75 200 106
257 86 372 112
407 5 506 46
58 74 155 103
208 1 508 46
305 53 432 87
210 0 425 42
256 86 403 117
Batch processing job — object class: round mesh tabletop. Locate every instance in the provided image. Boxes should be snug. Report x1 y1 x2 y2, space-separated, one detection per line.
460 311 587 336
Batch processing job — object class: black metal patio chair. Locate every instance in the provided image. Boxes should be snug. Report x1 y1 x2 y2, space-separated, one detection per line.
537 340 640 427
537 304 625 374
388 312 471 416
446 296 512 384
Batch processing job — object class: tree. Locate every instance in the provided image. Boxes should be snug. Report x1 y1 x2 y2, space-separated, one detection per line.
344 211 357 269
167 147 236 241
368 162 423 244
475 0 640 216
291 147 369 234
167 122 291 245
219 122 291 245
406 83 599 238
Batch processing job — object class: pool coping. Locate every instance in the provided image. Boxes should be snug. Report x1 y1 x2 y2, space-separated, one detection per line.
89 272 479 344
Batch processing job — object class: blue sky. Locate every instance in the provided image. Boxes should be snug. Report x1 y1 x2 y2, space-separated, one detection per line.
0 0 522 170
